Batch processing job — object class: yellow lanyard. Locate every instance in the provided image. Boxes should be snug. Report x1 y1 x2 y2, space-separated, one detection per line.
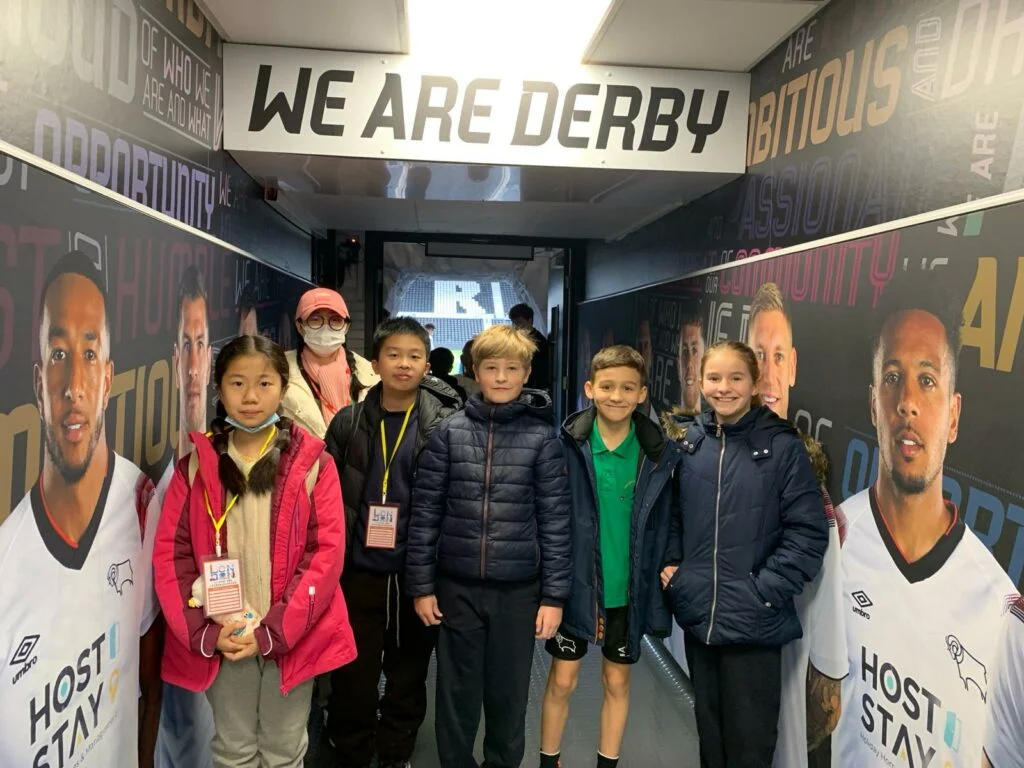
380 404 414 504
205 427 277 557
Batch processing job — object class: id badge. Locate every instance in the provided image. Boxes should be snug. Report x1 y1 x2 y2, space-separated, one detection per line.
201 555 245 618
366 504 399 549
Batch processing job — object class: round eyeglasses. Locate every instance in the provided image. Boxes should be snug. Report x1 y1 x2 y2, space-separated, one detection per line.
304 315 349 331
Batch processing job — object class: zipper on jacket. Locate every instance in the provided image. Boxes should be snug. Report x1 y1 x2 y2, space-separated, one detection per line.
706 426 725 644
481 418 495 579
306 585 315 631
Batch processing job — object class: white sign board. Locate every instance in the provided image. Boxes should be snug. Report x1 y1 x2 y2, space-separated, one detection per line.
223 44 750 174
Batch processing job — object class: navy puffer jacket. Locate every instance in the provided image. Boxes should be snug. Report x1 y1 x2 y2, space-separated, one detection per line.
663 406 827 647
405 390 572 605
560 407 682 663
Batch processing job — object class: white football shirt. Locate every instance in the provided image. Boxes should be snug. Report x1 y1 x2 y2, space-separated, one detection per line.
983 596 1024 768
774 493 847 768
0 452 158 768
833 488 1014 768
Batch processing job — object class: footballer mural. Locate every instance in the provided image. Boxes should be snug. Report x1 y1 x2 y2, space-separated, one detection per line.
579 197 1024 766
0 159 312 767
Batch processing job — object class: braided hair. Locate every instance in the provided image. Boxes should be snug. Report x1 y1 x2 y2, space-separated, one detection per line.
212 335 293 497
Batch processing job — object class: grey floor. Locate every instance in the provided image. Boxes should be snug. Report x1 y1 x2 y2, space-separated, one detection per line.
307 638 701 767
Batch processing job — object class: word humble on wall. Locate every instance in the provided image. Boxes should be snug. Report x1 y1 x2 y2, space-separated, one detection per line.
223 45 750 173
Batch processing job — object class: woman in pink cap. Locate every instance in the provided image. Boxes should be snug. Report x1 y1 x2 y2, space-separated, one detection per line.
283 288 379 438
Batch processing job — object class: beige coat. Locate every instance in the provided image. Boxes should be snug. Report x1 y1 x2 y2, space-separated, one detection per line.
282 348 379 438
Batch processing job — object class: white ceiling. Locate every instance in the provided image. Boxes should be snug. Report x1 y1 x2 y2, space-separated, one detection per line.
200 0 825 241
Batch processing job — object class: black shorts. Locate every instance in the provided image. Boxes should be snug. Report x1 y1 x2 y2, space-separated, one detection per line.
544 607 636 665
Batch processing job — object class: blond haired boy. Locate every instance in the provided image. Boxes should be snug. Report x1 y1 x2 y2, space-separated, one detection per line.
407 324 572 768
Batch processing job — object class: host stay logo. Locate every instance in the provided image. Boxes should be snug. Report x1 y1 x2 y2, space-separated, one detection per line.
851 590 873 619
9 634 39 685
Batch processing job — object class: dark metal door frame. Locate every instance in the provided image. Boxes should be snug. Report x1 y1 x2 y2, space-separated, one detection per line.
362 231 587 417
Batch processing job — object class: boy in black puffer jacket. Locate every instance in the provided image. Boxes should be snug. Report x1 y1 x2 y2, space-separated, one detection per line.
406 324 572 768
325 317 461 768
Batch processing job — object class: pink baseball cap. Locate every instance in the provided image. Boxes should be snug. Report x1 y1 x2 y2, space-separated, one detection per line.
296 288 349 322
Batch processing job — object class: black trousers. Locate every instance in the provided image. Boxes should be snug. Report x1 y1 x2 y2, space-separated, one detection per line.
434 576 540 768
328 568 438 766
684 632 782 768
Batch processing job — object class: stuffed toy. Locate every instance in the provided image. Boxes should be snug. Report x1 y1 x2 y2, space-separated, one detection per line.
188 577 261 638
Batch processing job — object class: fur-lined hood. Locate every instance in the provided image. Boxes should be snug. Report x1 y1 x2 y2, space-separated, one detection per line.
660 405 830 487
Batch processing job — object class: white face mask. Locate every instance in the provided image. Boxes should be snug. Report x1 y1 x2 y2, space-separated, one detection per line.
303 326 347 356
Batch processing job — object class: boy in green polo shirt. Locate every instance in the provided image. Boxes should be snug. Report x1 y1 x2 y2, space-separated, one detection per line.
539 345 683 768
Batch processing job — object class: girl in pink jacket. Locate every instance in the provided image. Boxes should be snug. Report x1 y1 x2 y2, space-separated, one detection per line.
153 334 356 767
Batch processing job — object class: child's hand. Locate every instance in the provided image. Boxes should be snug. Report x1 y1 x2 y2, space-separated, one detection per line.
414 595 443 626
535 606 562 640
215 621 249 657
222 629 258 662
660 565 679 589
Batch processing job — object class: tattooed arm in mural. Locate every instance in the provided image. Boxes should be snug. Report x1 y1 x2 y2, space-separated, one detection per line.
806 664 842 750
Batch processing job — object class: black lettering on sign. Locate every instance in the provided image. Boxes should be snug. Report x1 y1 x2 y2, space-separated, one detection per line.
596 85 643 150
512 81 558 146
248 65 311 134
412 76 459 142
558 83 600 149
459 78 500 144
688 89 730 152
310 70 354 137
640 87 685 152
362 73 406 140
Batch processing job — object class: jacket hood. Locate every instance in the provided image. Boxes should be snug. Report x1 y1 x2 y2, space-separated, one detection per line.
661 405 701 441
563 406 668 462
663 405 829 486
697 405 798 438
362 376 461 419
189 422 324 502
465 388 552 424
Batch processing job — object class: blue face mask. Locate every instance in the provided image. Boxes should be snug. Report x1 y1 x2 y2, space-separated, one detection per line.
225 413 280 434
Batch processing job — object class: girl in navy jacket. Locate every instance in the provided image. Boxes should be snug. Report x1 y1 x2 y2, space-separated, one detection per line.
661 340 827 768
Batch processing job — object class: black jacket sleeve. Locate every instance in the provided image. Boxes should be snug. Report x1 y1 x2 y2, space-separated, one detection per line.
534 430 572 606
663 468 683 567
753 438 829 607
405 420 451 597
325 404 361 556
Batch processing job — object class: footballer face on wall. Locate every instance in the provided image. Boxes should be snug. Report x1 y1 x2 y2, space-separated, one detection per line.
677 320 705 412
870 308 961 497
34 271 113 484
748 307 797 420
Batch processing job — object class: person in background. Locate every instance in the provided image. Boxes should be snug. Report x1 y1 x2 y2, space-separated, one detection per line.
406 324 572 768
153 335 355 768
424 323 436 350
661 341 827 768
282 288 379 439
428 346 467 403
509 303 552 392
325 317 461 768
540 345 682 768
746 282 847 768
154 264 216 768
456 338 481 399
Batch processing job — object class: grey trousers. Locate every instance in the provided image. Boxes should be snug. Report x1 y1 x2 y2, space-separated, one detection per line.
205 655 315 768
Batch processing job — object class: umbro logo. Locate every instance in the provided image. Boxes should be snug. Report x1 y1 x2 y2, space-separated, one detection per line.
10 634 39 685
852 590 873 619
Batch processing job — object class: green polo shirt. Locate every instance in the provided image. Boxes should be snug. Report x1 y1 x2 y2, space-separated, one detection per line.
590 419 640 609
